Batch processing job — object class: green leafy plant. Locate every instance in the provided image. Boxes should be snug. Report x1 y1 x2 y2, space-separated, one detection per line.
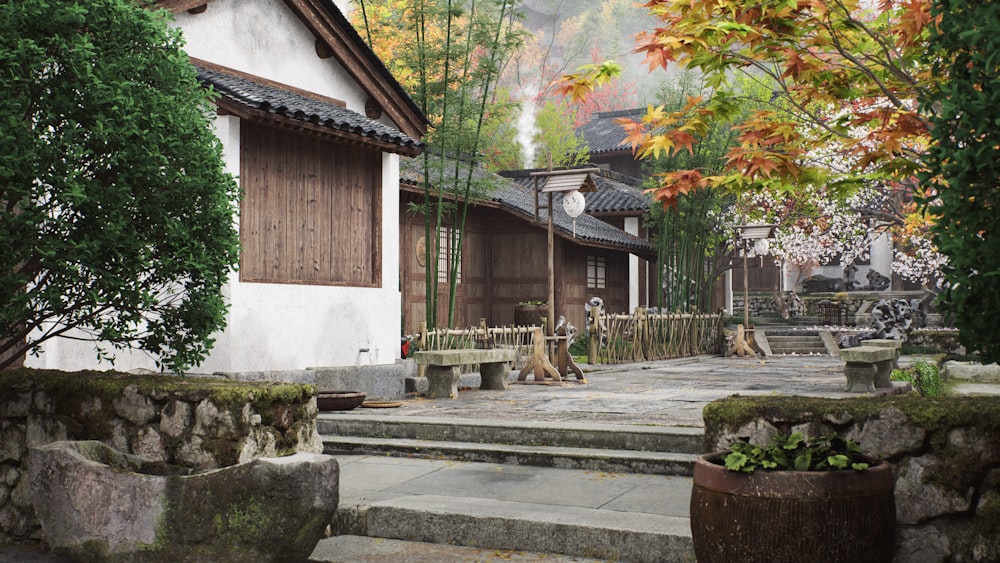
0 0 240 373
724 432 871 473
891 359 945 397
921 0 1000 363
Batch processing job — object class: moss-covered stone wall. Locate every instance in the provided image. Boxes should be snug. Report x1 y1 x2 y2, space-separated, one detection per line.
0 369 322 542
702 395 1000 562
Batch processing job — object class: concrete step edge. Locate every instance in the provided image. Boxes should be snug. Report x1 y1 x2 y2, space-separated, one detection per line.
316 414 704 454
333 494 693 563
309 535 607 563
322 435 698 476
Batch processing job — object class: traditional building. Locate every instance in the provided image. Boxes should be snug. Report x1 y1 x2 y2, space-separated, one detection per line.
29 0 427 373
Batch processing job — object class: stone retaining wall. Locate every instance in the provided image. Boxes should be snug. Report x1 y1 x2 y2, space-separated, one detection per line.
0 369 322 542
703 395 1000 562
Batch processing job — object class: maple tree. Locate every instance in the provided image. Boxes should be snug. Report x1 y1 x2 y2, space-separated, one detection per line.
559 0 933 210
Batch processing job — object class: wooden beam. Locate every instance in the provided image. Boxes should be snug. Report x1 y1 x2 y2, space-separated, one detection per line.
283 0 427 140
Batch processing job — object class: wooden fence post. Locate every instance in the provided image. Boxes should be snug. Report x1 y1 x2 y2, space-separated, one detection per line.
588 306 599 364
634 307 648 361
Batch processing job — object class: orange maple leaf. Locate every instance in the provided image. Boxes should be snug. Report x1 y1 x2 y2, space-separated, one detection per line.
669 130 698 155
616 118 646 153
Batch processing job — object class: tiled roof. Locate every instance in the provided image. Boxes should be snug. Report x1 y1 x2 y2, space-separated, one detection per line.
401 160 653 255
196 65 423 153
587 175 651 214
577 108 645 154
499 169 651 216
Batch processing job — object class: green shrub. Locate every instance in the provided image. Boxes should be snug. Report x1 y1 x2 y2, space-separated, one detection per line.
892 360 946 397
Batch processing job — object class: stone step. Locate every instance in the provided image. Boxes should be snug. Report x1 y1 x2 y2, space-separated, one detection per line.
765 334 829 356
322 435 698 476
309 535 607 562
317 414 703 454
769 346 829 355
329 495 693 563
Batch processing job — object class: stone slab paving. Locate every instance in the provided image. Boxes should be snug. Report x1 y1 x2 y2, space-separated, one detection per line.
350 354 884 428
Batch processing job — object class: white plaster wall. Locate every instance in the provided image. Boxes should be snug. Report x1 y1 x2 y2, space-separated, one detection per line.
171 0 369 115
624 217 640 311
29 0 407 373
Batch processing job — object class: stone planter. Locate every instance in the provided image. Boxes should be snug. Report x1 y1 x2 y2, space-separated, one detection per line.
29 441 339 562
690 451 895 563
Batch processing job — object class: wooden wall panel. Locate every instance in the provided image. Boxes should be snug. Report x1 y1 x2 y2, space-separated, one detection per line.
240 122 380 286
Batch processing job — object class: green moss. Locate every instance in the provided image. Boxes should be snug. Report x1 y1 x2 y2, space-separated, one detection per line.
703 395 1000 453
0 368 315 416
977 491 1000 534
213 496 269 542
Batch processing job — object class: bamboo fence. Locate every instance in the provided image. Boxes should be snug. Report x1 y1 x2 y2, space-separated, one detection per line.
591 309 724 364
411 309 723 367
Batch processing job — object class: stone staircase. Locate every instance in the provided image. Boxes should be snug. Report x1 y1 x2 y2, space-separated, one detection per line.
319 414 701 475
316 414 702 562
763 330 831 355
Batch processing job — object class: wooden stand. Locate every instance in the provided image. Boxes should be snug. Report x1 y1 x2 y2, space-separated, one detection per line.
517 328 562 385
729 324 757 357
516 326 587 385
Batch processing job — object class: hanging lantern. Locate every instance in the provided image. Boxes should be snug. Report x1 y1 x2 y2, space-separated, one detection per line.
562 189 586 217
562 189 586 237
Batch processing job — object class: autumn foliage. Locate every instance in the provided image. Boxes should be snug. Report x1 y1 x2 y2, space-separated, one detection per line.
561 0 934 208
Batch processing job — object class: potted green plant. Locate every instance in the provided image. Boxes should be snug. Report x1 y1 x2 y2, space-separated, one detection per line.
690 432 896 563
514 301 548 327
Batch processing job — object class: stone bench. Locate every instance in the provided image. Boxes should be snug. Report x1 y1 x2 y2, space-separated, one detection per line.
413 349 517 398
864 338 902 369
839 346 897 392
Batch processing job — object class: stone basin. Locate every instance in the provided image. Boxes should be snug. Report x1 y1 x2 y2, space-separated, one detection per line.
29 440 339 562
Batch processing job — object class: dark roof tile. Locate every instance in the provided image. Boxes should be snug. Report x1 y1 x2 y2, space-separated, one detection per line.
197 65 422 152
577 108 645 154
401 160 652 254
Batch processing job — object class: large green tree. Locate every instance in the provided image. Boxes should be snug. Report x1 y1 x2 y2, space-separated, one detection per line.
0 0 240 372
922 0 1000 361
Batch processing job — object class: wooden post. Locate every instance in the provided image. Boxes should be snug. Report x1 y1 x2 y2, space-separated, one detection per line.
588 306 599 364
547 191 555 344
635 307 648 361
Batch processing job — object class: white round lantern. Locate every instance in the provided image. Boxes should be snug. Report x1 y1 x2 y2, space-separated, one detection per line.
753 238 770 255
562 190 586 218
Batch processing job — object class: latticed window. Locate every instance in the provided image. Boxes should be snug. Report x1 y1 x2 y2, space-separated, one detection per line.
587 255 606 289
437 226 462 284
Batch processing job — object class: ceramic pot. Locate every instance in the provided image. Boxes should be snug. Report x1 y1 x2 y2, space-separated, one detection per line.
690 451 896 563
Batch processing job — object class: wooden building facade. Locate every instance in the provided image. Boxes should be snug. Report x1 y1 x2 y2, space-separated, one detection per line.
399 164 654 334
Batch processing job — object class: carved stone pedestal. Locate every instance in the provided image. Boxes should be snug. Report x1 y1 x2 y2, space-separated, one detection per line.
844 362 876 393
